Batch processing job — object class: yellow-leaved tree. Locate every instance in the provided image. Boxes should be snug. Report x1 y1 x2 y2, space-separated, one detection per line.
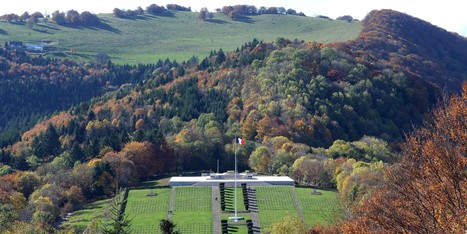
270 215 308 234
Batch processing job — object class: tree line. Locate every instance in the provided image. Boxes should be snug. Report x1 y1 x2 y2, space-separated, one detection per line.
113 3 191 19
216 5 305 17
50 10 100 26
0 10 100 27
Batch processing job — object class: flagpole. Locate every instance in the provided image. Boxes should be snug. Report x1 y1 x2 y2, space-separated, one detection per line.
234 136 237 219
229 137 243 222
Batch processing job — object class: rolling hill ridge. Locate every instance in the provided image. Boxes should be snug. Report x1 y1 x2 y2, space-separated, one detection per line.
337 9 467 91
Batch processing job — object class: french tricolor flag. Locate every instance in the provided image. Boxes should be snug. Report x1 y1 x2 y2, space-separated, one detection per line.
236 138 245 145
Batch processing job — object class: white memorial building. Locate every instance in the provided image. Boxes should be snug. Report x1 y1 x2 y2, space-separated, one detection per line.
169 171 295 187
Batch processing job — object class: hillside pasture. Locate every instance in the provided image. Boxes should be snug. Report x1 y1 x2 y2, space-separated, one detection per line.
0 12 361 64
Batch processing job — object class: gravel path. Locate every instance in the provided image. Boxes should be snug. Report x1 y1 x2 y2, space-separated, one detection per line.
212 186 222 234
291 187 304 220
168 187 175 220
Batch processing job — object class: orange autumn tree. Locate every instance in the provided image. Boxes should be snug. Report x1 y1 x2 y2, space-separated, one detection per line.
119 141 171 180
343 84 467 233
120 141 156 180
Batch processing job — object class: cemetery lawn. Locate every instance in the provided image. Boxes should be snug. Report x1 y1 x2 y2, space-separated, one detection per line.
172 186 213 234
255 186 341 230
295 188 342 226
63 186 341 233
224 187 247 212
255 186 299 229
125 188 171 233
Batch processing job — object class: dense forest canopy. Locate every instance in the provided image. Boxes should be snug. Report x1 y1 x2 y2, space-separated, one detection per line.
0 46 177 147
0 37 440 170
0 8 465 233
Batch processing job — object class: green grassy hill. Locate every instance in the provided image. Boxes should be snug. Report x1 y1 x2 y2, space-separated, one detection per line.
0 12 362 64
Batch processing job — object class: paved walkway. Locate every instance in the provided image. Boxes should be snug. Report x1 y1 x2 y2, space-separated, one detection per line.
168 187 175 220
248 187 261 234
291 187 304 221
212 186 222 234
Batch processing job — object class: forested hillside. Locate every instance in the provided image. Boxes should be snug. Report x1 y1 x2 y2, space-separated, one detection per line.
0 9 465 233
0 47 177 147
0 7 362 147
337 9 467 91
1 36 441 171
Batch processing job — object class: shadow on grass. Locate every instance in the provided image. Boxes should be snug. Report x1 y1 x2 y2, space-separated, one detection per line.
37 24 60 31
89 20 121 33
206 19 230 24
116 14 158 21
59 20 121 34
0 28 8 35
128 15 148 20
234 15 255 24
143 11 176 18
9 21 25 26
227 226 240 233
155 11 176 18
32 28 52 34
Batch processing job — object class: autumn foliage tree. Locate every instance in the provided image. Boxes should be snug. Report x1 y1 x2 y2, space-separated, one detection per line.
103 151 137 188
270 215 308 234
119 141 169 180
343 84 467 233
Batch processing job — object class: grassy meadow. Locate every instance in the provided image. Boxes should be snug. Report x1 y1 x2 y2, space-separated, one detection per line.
60 197 113 233
0 11 361 64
